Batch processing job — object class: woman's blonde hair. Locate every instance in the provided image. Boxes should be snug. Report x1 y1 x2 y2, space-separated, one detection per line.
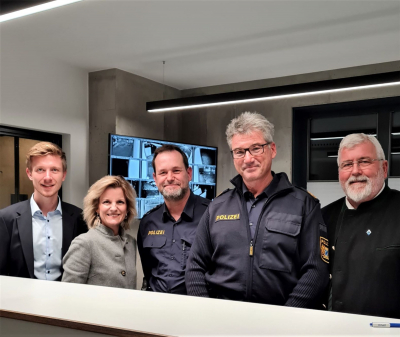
83 176 137 230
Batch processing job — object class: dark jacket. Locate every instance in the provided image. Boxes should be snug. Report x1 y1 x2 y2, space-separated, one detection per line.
0 200 87 279
186 172 329 308
322 185 400 318
138 192 210 294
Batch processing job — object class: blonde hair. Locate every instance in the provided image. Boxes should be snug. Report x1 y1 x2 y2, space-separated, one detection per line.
26 142 67 172
83 176 137 230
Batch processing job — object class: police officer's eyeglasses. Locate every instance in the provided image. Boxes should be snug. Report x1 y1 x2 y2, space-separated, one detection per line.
339 158 383 171
230 143 271 159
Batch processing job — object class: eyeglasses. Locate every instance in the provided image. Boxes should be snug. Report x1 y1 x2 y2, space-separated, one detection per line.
339 158 383 171
231 143 271 159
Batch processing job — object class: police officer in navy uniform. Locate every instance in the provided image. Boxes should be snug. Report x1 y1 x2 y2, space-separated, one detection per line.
137 144 210 294
186 112 329 308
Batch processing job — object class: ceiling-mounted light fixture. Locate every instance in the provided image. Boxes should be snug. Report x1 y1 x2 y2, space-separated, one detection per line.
0 0 82 23
147 72 400 113
311 134 377 141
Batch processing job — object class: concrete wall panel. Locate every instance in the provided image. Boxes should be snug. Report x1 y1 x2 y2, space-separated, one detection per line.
88 70 117 186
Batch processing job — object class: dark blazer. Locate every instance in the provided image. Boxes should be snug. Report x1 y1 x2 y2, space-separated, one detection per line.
0 200 87 279
322 186 400 318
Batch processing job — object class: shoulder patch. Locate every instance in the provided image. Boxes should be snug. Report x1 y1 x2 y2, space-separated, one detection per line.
216 188 231 198
320 237 329 264
141 203 163 219
296 186 319 201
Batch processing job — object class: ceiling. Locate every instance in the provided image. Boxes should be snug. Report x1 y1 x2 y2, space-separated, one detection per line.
1 0 399 90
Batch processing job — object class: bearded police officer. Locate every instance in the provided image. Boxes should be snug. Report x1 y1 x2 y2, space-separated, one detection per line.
322 133 400 318
186 112 329 308
137 145 210 294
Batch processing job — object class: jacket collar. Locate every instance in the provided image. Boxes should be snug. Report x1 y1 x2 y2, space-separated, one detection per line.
348 184 391 211
162 190 196 222
94 223 128 241
230 171 293 197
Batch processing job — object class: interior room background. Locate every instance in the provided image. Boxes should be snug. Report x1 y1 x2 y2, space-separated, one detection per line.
1 1 399 288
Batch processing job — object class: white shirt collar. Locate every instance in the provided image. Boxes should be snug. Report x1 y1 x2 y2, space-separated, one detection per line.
345 183 385 210
30 194 62 216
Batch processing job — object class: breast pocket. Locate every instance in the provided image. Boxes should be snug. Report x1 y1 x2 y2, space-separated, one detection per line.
259 212 301 273
143 236 167 250
181 235 194 269
375 244 400 269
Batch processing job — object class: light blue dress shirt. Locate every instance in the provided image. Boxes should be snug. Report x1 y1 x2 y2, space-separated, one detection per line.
31 195 63 280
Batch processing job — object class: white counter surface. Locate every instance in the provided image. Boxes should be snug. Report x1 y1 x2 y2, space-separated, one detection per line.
1 276 399 337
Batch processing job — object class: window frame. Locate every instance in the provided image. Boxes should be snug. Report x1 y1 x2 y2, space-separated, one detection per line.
292 96 400 188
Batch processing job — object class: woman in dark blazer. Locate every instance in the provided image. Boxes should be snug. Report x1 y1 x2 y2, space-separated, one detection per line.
62 176 137 289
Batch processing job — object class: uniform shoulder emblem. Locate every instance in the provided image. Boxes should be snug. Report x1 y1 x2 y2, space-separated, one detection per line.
320 236 329 264
215 188 231 198
141 203 163 218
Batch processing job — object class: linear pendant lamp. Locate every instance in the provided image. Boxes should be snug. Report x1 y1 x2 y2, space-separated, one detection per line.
147 71 400 113
0 0 82 23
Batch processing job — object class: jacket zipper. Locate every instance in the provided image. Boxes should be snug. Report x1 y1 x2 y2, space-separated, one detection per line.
249 240 254 256
243 188 292 302
238 193 253 300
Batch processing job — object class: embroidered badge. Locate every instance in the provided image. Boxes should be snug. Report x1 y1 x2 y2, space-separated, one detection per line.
148 230 165 235
366 229 371 236
320 237 329 264
215 214 240 222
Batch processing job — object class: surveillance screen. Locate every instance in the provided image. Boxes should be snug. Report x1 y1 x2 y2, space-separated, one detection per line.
109 134 217 218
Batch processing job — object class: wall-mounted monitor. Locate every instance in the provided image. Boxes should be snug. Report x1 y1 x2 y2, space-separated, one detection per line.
109 134 218 218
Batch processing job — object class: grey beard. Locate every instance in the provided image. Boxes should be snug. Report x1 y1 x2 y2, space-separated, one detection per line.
161 185 189 201
344 176 372 203
342 168 385 204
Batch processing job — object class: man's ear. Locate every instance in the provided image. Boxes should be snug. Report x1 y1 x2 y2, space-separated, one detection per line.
382 160 388 179
270 142 277 159
26 168 33 181
62 170 67 182
187 166 193 181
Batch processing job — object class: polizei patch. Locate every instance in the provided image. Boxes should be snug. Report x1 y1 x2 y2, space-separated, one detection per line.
215 214 240 222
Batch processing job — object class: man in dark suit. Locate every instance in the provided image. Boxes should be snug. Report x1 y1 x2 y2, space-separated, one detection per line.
322 133 400 318
0 142 87 280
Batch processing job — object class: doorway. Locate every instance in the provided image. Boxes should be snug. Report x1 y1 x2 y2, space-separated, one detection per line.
0 126 62 209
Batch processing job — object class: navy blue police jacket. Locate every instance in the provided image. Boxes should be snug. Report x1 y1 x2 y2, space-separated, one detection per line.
186 172 329 308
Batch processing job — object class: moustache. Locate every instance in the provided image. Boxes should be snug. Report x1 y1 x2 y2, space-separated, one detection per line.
163 183 180 187
346 176 369 184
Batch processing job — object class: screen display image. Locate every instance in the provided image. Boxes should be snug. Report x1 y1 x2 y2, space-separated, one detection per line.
109 134 218 218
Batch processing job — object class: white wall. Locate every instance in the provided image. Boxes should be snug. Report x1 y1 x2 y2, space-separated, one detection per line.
308 179 400 208
0 45 88 208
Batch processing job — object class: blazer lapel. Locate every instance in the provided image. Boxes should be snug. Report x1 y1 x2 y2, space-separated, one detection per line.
61 203 74 257
16 201 35 278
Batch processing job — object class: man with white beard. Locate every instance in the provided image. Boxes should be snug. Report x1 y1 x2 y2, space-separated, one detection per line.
137 144 210 294
322 133 400 319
